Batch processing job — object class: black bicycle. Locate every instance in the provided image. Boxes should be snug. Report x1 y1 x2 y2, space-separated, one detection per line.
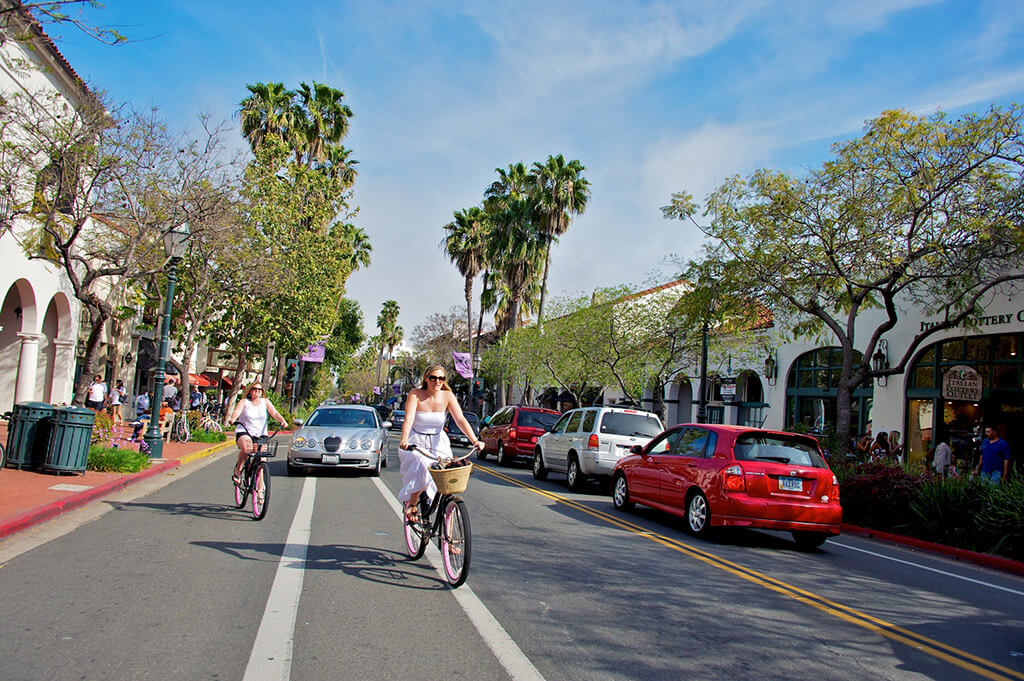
233 425 280 521
402 445 473 587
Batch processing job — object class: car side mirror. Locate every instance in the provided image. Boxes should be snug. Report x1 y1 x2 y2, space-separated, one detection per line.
630 445 644 456
382 421 392 429
293 419 304 427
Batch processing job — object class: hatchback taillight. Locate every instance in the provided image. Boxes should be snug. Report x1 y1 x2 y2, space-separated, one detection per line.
587 434 599 451
832 474 840 503
723 464 745 492
509 427 518 440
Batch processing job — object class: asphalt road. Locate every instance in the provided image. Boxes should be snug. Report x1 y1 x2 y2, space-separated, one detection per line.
0 437 1021 681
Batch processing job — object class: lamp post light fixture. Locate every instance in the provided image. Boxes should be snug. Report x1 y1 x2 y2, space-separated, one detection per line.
764 348 778 386
872 338 889 387
143 222 191 459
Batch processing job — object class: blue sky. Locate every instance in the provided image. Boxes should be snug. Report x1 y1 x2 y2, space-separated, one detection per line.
51 0 1024 339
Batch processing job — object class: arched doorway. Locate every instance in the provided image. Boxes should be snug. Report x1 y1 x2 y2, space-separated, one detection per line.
1 279 39 411
905 333 1024 466
785 347 872 435
666 377 692 426
736 370 767 427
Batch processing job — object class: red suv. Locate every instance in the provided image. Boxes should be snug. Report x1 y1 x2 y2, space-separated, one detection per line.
479 406 560 465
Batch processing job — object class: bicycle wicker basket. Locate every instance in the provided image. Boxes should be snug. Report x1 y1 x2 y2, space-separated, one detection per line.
253 440 279 458
429 463 472 494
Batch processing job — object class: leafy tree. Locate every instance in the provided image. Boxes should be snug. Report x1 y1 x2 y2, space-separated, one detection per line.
663 105 1024 450
0 1 127 45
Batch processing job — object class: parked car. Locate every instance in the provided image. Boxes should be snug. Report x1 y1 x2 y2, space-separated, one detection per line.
534 407 663 491
478 405 560 465
390 409 406 431
444 411 481 447
372 404 392 421
611 424 842 549
287 405 391 476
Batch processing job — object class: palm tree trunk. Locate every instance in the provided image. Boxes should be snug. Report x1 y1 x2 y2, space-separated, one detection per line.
464 275 474 355
536 236 553 333
474 270 489 358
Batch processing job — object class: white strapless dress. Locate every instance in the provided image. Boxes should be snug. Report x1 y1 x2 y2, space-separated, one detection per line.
398 411 451 503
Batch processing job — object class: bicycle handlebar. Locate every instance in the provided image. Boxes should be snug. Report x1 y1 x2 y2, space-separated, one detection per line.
405 444 472 464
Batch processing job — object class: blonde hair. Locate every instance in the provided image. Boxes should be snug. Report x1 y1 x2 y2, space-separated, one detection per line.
419 364 452 391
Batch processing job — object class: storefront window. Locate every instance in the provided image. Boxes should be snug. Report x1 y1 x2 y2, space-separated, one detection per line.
785 347 872 435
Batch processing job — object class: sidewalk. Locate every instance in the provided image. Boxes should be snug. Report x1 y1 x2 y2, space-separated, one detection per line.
0 421 235 540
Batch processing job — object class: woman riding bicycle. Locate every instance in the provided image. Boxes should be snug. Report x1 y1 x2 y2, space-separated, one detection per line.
398 365 483 521
229 381 288 485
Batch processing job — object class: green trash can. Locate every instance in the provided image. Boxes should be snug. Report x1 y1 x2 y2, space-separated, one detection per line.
43 406 96 474
5 402 55 470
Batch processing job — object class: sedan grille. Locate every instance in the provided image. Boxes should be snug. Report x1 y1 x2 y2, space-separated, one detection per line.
323 436 341 453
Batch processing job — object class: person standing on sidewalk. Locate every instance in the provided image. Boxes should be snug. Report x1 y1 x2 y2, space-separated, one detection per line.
85 375 107 411
975 425 1011 483
108 380 125 424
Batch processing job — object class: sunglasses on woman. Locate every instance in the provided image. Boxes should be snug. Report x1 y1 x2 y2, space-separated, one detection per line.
427 375 445 382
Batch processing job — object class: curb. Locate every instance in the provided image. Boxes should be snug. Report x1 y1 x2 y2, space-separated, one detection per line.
0 440 235 541
842 523 1024 577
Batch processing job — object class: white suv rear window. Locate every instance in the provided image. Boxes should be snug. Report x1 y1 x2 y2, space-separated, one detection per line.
599 412 662 437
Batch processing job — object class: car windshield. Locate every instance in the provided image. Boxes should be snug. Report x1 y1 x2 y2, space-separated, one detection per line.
305 409 377 428
518 411 560 430
446 413 480 435
733 435 826 467
599 411 663 437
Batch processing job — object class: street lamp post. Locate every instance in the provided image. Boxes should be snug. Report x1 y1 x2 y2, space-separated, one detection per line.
472 353 482 413
696 317 710 424
143 222 191 459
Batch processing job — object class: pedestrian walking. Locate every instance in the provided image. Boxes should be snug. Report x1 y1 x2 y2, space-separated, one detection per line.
85 374 107 411
163 377 178 407
931 437 952 477
108 380 125 423
975 425 1011 483
889 430 903 464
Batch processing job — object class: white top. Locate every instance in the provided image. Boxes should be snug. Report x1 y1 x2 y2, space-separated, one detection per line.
933 441 952 471
110 387 123 405
235 398 269 437
88 382 106 402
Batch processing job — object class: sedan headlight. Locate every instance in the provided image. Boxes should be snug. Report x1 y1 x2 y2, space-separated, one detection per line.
348 440 359 449
360 438 372 450
292 436 306 447
305 437 318 448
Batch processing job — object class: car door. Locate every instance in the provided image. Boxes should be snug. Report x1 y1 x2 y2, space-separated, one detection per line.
660 427 719 509
542 412 572 471
628 428 684 504
557 410 583 471
482 408 508 452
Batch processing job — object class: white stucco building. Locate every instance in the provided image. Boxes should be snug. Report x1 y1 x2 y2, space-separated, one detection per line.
0 7 94 412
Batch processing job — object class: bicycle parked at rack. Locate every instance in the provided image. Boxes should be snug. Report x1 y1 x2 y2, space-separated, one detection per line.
233 424 280 520
197 405 223 433
402 444 473 587
171 410 191 443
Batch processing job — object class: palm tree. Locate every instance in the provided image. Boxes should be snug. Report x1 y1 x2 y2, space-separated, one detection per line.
443 206 488 356
323 145 358 186
375 300 400 387
530 154 590 331
293 81 354 167
341 223 372 271
239 82 295 152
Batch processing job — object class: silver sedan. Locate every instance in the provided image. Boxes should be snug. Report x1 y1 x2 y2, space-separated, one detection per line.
287 405 391 476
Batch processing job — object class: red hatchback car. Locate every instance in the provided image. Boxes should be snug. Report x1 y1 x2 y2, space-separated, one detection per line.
612 424 842 548
479 405 561 466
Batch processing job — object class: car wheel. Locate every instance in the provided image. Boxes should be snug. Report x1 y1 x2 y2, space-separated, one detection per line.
566 455 585 491
287 460 301 477
497 441 512 466
685 491 711 537
532 451 548 480
612 474 634 511
792 531 829 550
370 452 382 477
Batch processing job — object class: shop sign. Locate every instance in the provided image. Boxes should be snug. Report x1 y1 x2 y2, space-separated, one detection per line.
721 382 737 403
941 365 983 402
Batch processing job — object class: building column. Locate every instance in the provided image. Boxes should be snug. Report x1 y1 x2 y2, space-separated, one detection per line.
50 338 77 406
14 332 44 403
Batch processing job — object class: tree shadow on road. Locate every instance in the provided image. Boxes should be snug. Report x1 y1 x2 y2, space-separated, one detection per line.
192 539 450 591
107 499 255 522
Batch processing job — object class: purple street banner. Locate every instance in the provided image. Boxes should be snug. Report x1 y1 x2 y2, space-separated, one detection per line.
392 382 402 395
301 339 326 363
373 386 382 395
452 351 474 378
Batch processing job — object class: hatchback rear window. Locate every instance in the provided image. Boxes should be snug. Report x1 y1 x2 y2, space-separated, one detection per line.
599 412 663 437
733 435 826 467
518 411 560 430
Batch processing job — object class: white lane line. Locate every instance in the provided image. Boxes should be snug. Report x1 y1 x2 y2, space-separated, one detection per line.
829 540 1024 596
243 476 317 681
372 478 547 681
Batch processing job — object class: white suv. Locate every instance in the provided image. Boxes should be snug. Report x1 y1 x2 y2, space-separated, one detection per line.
534 407 664 490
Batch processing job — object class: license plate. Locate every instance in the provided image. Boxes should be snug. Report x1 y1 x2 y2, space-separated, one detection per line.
780 476 802 492
322 455 340 464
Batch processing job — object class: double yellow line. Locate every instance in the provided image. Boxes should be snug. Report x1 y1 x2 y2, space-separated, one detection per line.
478 465 1023 681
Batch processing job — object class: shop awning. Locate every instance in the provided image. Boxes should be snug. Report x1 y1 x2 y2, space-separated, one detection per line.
189 373 214 387
201 371 231 388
